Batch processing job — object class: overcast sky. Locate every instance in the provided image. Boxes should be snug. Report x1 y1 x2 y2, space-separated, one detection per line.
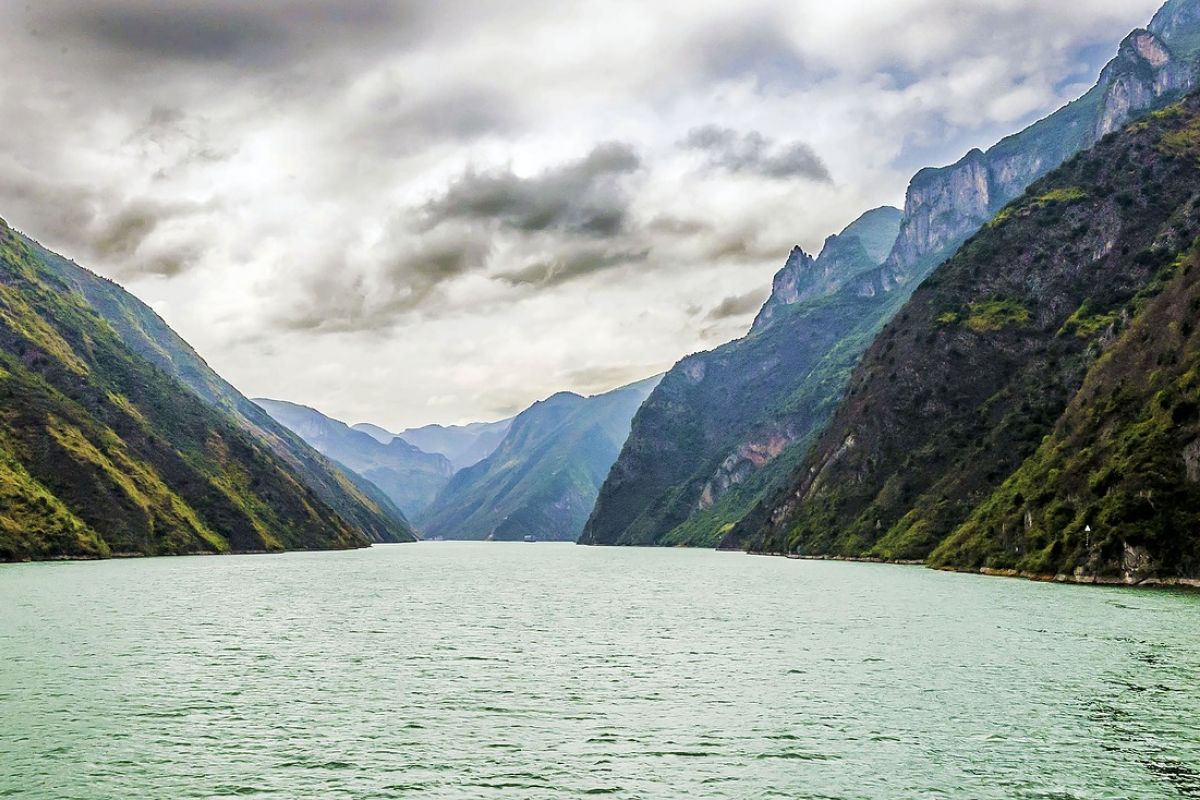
0 0 1165 429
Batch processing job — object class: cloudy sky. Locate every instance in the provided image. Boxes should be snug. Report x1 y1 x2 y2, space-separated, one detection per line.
0 0 1166 429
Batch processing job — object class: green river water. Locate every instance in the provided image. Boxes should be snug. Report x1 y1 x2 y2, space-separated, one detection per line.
1 542 1197 799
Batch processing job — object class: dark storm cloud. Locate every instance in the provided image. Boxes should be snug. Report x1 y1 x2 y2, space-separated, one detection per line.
496 246 650 288
682 126 832 182
274 226 492 334
422 142 642 237
705 289 770 321
348 84 521 156
53 0 409 69
0 159 206 278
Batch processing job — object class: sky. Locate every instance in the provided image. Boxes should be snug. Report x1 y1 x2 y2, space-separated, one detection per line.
0 0 1167 429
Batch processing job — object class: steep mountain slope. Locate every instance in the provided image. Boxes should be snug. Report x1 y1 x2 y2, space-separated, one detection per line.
0 218 373 561
26 236 415 544
257 399 453 517
353 423 398 444
580 210 904 547
875 3 1200 295
734 95 1200 584
420 377 659 541
752 207 901 331
374 418 514 472
580 0 1200 549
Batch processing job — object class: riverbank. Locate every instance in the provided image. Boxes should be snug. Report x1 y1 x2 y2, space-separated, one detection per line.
748 551 1200 591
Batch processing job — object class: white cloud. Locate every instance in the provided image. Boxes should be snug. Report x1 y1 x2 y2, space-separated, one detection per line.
0 0 1165 427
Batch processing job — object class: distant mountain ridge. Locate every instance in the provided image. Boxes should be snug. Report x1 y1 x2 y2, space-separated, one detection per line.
579 0 1200 549
256 399 454 517
420 377 660 541
354 417 514 472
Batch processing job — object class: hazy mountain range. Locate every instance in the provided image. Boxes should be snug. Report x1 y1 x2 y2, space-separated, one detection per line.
417 377 660 541
255 399 454 517
354 418 514 473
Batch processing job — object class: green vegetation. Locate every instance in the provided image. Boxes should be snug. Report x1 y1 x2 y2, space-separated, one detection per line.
742 91 1200 581
26 236 415 544
990 188 1089 229
966 298 1032 333
933 248 1200 579
1059 302 1120 339
0 219 376 561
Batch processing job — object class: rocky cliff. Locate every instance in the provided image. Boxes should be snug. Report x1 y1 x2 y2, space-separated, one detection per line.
580 0 1200 550
752 207 901 331
733 94 1200 583
876 14 1200 293
579 211 902 547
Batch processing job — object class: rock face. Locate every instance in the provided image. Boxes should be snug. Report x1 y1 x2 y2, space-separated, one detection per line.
0 220 383 561
752 207 901 331
580 0 1200 550
733 94 1200 582
879 14 1200 292
579 211 903 548
419 377 659 541
256 398 453 518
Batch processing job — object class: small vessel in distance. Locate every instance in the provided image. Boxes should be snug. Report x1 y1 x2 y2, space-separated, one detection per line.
523 535 537 543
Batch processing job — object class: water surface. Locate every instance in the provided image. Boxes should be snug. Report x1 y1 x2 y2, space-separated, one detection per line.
2 543 1198 799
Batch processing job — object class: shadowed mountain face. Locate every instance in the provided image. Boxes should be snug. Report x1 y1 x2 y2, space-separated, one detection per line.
418 377 660 541
733 93 1200 584
580 0 1200 549
353 418 514 473
25 237 417 545
256 399 453 518
0 219 383 561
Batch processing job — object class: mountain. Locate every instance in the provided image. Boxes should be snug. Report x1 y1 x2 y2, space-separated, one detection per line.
353 423 399 444
579 209 903 547
355 417 514 472
0 218 382 560
752 207 902 331
579 0 1200 549
24 234 415 545
257 399 453 517
731 92 1200 585
419 377 660 541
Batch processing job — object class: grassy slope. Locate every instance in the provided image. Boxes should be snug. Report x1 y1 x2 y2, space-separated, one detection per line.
26 236 415 543
0 220 370 560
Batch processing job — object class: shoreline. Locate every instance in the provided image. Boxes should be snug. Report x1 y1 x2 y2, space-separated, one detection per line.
0 541 386 565
747 551 1200 592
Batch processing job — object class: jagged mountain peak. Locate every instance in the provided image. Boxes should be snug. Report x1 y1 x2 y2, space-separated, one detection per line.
752 209 901 333
1151 0 1200 52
